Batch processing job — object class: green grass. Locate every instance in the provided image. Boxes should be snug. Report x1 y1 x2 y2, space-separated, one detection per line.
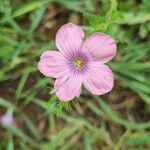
0 0 150 149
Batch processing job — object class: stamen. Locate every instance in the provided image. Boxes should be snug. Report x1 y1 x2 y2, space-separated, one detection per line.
73 58 84 69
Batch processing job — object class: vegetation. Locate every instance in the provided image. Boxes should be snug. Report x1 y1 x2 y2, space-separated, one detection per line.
0 0 150 149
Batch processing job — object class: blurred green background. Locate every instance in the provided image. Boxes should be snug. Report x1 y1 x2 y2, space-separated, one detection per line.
0 0 150 149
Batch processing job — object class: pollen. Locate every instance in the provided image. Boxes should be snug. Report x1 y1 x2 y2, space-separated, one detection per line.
73 58 84 69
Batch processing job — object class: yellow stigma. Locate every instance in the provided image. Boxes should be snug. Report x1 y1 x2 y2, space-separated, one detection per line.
73 58 84 69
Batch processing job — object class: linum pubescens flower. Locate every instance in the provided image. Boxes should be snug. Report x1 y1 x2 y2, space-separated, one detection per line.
38 23 117 101
0 111 16 127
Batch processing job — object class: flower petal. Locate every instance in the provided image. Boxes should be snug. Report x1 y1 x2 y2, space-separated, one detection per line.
0 113 16 127
54 75 83 101
38 50 68 78
40 50 56 58
83 62 114 95
56 23 84 56
82 33 117 63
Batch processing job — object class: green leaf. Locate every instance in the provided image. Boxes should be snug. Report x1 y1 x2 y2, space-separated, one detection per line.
84 14 106 27
45 95 71 116
7 133 14 150
40 125 79 150
12 0 51 18
84 133 92 150
29 6 47 32
126 133 150 146
117 12 150 24
94 96 150 130
56 0 95 13
0 98 16 110
7 126 33 143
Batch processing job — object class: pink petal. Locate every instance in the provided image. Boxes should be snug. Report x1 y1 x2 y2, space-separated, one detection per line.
40 50 56 58
82 33 117 63
0 113 16 127
83 62 114 95
38 50 69 78
54 75 83 101
56 23 84 56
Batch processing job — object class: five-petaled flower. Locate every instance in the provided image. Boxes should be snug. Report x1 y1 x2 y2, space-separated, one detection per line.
38 23 117 101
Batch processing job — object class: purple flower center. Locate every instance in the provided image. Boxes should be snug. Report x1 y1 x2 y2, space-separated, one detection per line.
67 51 90 75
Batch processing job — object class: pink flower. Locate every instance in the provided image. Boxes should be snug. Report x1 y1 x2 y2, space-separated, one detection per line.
0 111 16 127
38 23 117 101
